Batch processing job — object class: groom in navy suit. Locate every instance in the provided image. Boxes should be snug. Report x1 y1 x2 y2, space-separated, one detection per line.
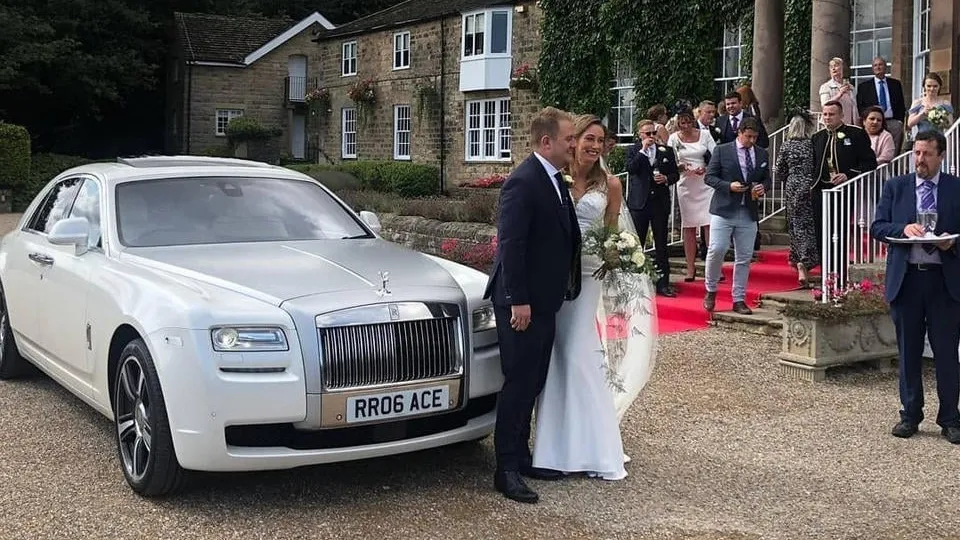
483 107 580 503
870 130 960 444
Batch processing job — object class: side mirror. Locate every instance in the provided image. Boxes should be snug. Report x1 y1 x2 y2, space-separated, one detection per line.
359 210 381 234
47 217 91 254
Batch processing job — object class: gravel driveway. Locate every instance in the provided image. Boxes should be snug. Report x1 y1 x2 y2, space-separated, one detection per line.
1 213 958 539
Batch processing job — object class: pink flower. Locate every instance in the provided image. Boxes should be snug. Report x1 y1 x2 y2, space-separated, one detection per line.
440 239 458 253
859 279 873 291
812 288 823 300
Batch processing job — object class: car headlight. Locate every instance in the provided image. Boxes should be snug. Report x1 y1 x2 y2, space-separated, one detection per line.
472 306 496 333
211 326 289 352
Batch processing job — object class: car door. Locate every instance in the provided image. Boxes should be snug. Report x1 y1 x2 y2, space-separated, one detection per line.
39 177 102 378
3 177 83 353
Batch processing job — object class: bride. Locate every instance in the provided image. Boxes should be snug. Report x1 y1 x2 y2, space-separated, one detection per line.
532 114 658 480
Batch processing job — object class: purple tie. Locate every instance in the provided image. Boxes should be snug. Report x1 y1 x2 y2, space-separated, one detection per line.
732 116 739 130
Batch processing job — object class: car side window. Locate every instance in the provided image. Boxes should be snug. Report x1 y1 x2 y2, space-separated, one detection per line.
67 179 102 249
26 178 82 234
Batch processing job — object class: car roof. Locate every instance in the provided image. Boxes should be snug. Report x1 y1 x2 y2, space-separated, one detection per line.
54 156 315 186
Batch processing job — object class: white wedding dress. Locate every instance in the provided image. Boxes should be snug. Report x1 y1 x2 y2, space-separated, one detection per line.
531 187 658 480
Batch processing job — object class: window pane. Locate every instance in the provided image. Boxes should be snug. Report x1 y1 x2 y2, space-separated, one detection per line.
854 0 875 29
876 0 892 26
490 12 508 54
856 40 874 65
724 48 739 78
877 38 892 61
29 178 82 233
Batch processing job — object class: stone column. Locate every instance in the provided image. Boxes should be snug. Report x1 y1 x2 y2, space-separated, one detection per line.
752 0 785 124
809 0 851 111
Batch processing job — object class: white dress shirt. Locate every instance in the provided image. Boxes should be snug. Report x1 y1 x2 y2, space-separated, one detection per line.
534 152 564 202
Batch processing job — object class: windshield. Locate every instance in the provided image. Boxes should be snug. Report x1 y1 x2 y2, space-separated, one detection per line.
115 176 371 247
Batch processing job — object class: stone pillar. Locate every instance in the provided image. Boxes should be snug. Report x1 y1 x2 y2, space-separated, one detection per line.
752 0 785 124
929 0 957 108
809 0 851 111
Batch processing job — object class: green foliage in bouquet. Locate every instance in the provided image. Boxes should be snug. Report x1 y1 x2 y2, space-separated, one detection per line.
582 223 659 282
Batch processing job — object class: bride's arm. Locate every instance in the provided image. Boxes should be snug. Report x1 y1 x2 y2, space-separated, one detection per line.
604 175 623 229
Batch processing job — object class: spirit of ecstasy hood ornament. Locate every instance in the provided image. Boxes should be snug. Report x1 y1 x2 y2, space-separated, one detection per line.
376 271 392 297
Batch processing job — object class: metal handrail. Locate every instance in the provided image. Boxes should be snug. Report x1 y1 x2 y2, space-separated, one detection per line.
820 116 960 301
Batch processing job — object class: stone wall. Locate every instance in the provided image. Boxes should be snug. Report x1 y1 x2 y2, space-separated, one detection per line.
379 213 496 266
184 24 324 156
315 0 542 188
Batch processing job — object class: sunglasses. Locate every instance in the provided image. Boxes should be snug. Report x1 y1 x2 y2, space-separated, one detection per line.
640 131 657 136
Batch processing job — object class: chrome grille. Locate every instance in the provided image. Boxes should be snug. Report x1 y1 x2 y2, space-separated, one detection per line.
319 317 461 389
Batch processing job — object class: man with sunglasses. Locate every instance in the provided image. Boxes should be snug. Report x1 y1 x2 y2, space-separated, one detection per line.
625 119 680 297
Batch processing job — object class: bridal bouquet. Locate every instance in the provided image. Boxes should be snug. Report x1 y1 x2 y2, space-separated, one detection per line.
928 106 951 130
582 224 659 281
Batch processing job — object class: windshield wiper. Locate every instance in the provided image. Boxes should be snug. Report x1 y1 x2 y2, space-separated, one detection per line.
340 234 371 239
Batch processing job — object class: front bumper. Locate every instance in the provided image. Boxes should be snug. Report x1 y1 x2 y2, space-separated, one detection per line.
146 328 500 472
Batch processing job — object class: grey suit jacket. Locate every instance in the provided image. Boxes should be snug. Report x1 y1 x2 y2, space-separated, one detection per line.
704 142 772 222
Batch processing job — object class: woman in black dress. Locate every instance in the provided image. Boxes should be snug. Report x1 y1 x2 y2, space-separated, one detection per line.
775 111 819 287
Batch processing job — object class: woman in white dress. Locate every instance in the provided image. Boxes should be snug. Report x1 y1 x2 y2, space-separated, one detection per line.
667 108 716 281
532 114 657 481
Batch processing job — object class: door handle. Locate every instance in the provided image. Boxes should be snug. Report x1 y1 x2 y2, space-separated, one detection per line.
28 253 54 266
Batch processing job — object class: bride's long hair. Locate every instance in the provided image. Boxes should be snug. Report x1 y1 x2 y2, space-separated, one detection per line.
567 114 609 194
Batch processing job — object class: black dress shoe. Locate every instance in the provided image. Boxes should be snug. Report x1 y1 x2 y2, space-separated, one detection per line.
520 465 564 481
732 301 753 315
942 426 960 444
657 286 677 298
703 291 716 312
892 421 919 438
494 471 539 503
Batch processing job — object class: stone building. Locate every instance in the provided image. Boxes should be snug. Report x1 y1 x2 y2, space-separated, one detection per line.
165 11 336 159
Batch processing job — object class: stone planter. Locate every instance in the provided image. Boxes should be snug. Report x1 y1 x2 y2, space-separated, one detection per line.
778 313 898 382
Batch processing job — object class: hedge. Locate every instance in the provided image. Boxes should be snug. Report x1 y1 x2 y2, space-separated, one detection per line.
16 153 96 211
0 123 30 196
288 161 440 197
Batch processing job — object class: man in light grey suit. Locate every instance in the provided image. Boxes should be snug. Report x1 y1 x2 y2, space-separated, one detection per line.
702 117 772 315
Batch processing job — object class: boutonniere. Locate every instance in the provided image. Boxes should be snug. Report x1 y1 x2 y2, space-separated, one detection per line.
657 146 666 152
836 132 846 140
760 162 768 168
562 174 574 185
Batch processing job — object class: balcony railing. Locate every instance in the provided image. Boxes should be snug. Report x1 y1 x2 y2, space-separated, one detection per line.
284 76 311 103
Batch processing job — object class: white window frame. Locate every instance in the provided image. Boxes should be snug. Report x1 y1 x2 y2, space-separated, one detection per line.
849 0 893 88
465 98 511 162
461 8 512 59
341 107 357 159
394 105 412 160
342 41 357 77
609 61 636 144
714 25 745 98
215 109 243 136
393 31 410 70
913 0 931 98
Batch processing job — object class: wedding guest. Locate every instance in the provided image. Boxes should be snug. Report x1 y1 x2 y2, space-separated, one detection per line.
703 118 771 315
862 106 895 165
668 107 716 281
856 56 906 151
716 91 769 148
737 84 762 120
646 104 670 145
697 100 721 143
907 72 955 137
818 57 859 126
870 130 960 445
775 110 819 286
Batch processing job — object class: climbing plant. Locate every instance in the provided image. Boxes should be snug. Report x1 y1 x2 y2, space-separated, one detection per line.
783 0 812 112
539 0 754 120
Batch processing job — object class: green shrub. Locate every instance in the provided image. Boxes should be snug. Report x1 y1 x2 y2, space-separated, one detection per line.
198 144 234 157
334 189 496 224
16 153 96 211
225 117 282 143
289 164 362 191
606 145 626 175
0 123 31 196
382 163 439 197
338 161 388 191
286 161 440 196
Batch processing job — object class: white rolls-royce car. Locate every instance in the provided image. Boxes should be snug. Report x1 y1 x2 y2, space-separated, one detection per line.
0 156 502 496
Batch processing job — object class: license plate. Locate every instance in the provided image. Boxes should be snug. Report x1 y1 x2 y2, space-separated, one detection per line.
345 385 451 423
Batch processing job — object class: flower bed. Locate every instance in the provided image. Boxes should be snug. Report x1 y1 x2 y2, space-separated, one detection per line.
378 214 496 273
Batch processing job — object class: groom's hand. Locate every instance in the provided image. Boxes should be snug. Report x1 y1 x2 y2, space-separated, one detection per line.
510 304 531 332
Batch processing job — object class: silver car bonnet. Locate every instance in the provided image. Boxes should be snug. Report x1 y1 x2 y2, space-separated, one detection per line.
119 238 462 305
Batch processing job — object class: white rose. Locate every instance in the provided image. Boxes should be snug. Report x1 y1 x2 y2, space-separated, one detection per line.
603 239 616 249
631 250 646 266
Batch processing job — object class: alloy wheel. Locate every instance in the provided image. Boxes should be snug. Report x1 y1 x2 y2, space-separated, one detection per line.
116 355 153 482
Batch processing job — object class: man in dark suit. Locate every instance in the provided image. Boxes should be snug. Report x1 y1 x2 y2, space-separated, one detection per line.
869 130 960 444
702 118 772 315
856 56 906 152
715 91 769 148
812 100 878 286
483 106 580 504
625 118 680 297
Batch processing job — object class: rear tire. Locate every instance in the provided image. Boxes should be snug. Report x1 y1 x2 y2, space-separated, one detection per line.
0 288 30 380
113 338 186 496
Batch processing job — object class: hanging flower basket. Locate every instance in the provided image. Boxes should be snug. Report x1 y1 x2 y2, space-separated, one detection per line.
510 64 538 91
348 78 377 125
305 87 331 116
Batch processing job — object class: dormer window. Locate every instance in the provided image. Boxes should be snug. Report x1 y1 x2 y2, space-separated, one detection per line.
462 9 511 58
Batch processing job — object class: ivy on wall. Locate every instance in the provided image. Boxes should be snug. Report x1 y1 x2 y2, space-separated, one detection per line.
538 0 753 119
782 0 812 112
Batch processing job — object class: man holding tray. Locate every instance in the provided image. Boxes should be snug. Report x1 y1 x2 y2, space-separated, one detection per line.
870 130 960 444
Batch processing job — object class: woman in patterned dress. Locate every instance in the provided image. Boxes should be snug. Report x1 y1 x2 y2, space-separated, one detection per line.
775 111 819 287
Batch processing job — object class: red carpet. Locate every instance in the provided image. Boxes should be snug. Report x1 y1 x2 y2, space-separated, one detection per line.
656 249 815 334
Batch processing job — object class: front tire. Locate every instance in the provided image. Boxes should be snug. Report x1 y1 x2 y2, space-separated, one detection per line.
113 338 185 496
0 288 30 380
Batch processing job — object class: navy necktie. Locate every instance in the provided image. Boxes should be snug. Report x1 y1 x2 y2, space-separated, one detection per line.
878 79 889 112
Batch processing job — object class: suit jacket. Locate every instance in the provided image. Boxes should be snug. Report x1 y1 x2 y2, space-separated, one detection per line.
483 154 582 313
811 124 878 188
624 142 679 211
704 141 772 222
715 111 770 148
700 122 722 144
856 76 906 122
869 172 960 302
